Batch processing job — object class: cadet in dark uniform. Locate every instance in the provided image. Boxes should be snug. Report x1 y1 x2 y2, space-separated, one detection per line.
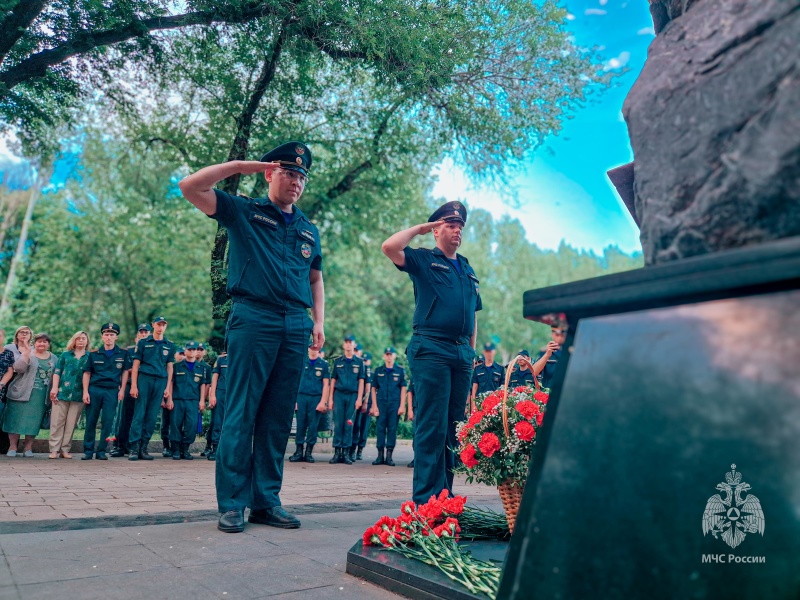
328 335 365 465
206 352 228 461
161 345 184 457
382 201 481 503
180 141 324 534
351 350 372 461
532 323 567 389
369 347 406 467
81 323 132 460
129 316 175 461
470 342 505 412
289 344 329 463
170 341 211 459
508 350 536 387
111 323 150 457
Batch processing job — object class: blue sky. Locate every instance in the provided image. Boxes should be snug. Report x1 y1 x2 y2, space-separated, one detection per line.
2 0 654 254
433 0 654 254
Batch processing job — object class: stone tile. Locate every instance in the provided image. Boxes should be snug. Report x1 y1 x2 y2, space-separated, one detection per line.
0 527 137 554
145 534 288 568
0 586 21 600
264 580 400 599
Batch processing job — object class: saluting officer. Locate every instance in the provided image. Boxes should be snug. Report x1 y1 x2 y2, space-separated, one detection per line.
328 335 365 465
470 343 505 412
532 323 566 389
81 323 132 460
289 344 330 463
382 201 481 504
170 341 211 459
508 350 536 387
129 316 175 461
351 350 372 461
162 345 184 457
206 351 228 461
180 141 324 534
369 347 406 467
111 323 151 457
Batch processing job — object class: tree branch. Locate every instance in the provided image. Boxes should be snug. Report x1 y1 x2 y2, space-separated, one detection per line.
0 0 48 65
0 3 280 91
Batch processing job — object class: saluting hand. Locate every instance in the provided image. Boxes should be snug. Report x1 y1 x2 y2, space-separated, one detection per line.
236 160 280 176
417 219 445 235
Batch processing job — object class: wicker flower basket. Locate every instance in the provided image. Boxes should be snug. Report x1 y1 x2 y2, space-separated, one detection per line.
496 353 540 534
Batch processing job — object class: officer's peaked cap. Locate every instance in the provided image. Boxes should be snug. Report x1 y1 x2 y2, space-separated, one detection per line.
101 322 121 335
260 141 312 176
429 201 467 225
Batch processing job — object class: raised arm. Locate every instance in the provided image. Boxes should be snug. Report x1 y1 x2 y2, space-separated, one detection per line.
381 220 444 267
178 161 276 216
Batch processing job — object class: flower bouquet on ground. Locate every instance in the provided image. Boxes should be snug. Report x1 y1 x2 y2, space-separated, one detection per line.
455 354 549 533
363 492 502 598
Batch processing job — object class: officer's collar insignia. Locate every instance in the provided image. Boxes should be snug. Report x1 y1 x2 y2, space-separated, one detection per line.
296 146 305 155
295 157 303 165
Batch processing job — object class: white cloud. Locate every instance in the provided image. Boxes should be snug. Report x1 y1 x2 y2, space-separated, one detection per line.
599 0 608 5
637 26 656 36
565 12 576 20
603 50 631 71
584 8 607 15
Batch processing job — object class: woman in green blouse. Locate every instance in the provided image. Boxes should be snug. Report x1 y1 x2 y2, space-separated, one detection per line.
49 331 90 458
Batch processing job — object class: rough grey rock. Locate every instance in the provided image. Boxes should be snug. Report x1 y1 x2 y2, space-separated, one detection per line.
624 0 800 265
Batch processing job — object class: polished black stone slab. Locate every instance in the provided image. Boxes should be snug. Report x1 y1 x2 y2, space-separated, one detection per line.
347 539 508 600
502 239 800 600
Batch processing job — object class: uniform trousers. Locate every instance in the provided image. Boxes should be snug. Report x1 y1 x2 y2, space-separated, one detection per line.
209 390 226 446
332 390 358 449
83 386 118 454
170 399 197 446
160 406 172 446
216 302 311 513
407 335 474 504
48 401 84 454
295 393 322 445
113 388 135 451
129 374 167 450
376 399 401 449
351 409 369 450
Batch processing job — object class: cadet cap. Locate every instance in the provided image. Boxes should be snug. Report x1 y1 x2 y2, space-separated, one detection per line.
518 349 531 358
198 343 205 350
428 201 467 225
260 141 312 176
137 323 153 332
343 334 356 342
184 341 199 350
152 316 167 324
363 352 372 360
101 322 121 335
175 347 186 354
483 342 496 351
383 346 396 355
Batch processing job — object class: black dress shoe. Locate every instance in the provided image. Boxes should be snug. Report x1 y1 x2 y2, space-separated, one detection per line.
218 509 245 533
110 448 125 458
248 506 301 529
96 452 108 460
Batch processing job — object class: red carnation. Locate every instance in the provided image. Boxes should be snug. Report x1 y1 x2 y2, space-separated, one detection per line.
481 395 501 413
478 432 501 457
466 410 485 428
534 391 549 403
460 444 479 468
515 400 540 420
514 420 536 442
442 495 467 516
458 425 470 441
536 412 544 426
363 525 382 546
514 386 528 393
347 419 353 425
400 501 416 515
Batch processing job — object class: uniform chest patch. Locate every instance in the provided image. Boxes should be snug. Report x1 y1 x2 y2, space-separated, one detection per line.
431 262 450 271
251 213 278 228
163 349 169 356
315 369 322 376
352 367 359 374
301 243 312 259
299 230 315 242
194 375 201 382
116 363 123 369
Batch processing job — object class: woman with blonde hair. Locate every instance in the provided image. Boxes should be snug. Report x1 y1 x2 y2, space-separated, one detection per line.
49 331 91 458
2 331 56 456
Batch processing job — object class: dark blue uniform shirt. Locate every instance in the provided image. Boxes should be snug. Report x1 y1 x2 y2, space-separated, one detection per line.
298 357 330 396
331 356 365 394
134 337 175 379
212 355 228 394
372 365 406 403
212 190 322 311
535 349 561 388
172 359 211 401
508 365 536 388
83 346 132 388
399 246 482 341
472 362 505 395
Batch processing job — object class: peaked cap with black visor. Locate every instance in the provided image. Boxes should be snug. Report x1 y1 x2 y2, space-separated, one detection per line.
428 201 467 225
260 141 312 177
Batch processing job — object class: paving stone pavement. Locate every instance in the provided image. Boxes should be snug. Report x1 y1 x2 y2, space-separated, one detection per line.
0 443 505 599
